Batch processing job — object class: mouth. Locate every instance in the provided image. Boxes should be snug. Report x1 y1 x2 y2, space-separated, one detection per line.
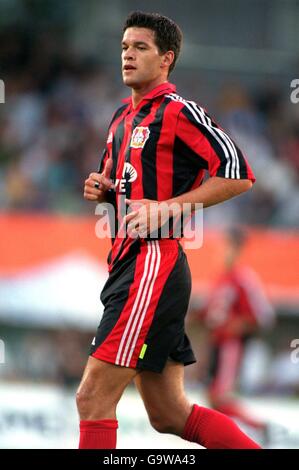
123 65 137 71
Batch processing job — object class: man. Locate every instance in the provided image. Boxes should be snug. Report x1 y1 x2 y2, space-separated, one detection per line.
195 227 274 436
79 11 260 449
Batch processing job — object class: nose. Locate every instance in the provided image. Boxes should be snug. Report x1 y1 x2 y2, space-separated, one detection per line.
123 47 135 61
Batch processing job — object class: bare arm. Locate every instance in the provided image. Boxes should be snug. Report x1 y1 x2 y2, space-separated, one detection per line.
125 177 253 237
167 176 253 210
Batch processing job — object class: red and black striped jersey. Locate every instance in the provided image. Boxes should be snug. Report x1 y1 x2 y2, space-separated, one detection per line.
98 82 255 271
202 266 275 344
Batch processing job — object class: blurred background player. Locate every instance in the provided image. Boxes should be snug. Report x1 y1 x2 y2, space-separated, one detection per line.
0 0 298 450
193 226 275 439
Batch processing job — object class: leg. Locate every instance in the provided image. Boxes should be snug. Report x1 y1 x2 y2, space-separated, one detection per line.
135 360 192 436
208 339 266 431
76 356 137 448
76 356 137 419
77 240 191 447
135 360 261 449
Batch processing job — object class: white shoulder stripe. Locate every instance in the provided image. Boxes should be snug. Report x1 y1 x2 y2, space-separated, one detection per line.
192 102 240 179
166 93 241 179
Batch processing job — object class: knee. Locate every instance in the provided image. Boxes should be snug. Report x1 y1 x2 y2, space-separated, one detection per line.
147 401 193 436
76 370 108 415
76 382 96 415
149 413 179 436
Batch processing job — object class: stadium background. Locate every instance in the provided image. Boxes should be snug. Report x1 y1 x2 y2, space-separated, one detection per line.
0 0 298 448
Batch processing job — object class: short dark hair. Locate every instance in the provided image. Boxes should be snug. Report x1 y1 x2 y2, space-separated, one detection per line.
123 11 183 74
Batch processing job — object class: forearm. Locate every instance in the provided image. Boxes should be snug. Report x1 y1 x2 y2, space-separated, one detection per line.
167 176 253 210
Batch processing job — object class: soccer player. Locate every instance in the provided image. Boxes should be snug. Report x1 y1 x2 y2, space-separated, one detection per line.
79 11 260 449
195 227 274 436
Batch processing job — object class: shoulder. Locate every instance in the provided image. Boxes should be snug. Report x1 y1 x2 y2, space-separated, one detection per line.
110 103 129 123
163 91 208 121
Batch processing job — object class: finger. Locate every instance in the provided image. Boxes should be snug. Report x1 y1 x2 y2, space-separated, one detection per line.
136 223 148 238
84 192 100 201
89 172 102 181
89 172 114 190
84 186 104 197
125 199 145 213
127 223 140 239
125 198 152 205
84 186 102 195
138 229 148 238
100 175 115 189
85 179 104 191
125 198 143 206
124 211 138 224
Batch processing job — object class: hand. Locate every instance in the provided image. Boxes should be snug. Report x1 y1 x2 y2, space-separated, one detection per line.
84 157 114 202
124 198 170 238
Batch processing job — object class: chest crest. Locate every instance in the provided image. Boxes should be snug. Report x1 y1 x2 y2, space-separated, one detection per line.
130 126 150 149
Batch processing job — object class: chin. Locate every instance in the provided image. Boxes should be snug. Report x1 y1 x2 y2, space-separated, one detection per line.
123 77 138 88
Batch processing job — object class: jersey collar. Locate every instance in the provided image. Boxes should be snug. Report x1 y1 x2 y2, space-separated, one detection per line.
122 82 176 106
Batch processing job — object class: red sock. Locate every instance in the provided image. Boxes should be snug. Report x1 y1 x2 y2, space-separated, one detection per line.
183 405 261 449
79 419 118 449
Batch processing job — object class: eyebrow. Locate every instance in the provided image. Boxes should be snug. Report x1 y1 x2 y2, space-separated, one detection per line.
121 40 150 47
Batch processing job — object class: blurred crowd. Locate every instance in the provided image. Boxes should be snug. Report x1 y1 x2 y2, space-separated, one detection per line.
0 28 123 213
0 29 299 227
1 323 298 396
1 327 92 388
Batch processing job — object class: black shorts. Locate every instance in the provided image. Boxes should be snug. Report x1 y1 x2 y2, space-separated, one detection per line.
90 239 196 373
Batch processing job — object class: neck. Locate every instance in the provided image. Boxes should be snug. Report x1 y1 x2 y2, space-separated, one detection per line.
131 78 168 109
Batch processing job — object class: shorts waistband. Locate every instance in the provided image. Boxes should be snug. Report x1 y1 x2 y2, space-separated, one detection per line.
139 239 180 251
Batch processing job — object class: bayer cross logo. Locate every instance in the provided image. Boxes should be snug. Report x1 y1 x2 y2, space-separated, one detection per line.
130 126 150 148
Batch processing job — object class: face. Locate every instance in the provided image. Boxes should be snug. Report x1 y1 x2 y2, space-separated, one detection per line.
121 27 171 89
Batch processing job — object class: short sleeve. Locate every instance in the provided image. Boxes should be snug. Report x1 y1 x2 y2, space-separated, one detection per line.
176 104 255 182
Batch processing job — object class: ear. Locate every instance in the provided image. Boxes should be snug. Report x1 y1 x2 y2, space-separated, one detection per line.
161 50 175 70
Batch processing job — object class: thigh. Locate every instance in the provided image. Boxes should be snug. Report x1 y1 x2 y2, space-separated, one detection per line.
77 356 137 409
134 360 192 432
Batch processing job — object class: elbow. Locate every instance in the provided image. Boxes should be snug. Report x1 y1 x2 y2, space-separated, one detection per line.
238 178 253 194
243 179 253 191
228 178 253 199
